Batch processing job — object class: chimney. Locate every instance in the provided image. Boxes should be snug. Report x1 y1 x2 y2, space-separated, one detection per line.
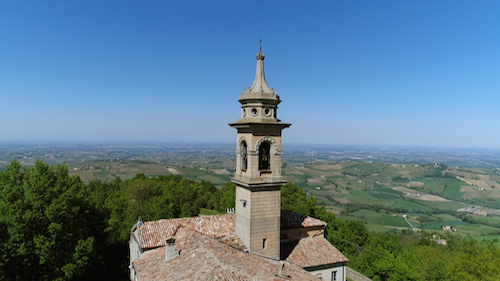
278 262 285 278
165 236 179 262
136 216 144 227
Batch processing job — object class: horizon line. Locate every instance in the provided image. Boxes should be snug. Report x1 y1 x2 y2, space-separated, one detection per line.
0 140 499 151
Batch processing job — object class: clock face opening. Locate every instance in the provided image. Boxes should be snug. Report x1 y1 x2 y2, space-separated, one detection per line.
251 108 258 116
242 108 246 117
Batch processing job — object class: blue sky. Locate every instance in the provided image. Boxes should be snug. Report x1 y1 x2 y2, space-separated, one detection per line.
1 1 499 148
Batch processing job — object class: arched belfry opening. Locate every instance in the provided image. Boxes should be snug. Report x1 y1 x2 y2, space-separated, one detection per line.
258 142 271 171
240 140 248 171
229 47 291 260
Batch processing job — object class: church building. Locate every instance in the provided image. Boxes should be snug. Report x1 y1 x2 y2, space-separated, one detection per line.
129 48 348 281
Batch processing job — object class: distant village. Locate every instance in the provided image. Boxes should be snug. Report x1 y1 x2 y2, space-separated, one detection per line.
73 166 95 171
457 207 488 217
74 165 112 171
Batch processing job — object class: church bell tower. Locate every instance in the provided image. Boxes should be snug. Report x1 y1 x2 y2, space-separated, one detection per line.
229 47 291 260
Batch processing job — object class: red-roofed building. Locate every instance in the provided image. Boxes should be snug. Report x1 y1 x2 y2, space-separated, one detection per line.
129 49 348 281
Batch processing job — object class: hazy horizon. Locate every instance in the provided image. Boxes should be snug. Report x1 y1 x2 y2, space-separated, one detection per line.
1 139 500 151
2 1 500 148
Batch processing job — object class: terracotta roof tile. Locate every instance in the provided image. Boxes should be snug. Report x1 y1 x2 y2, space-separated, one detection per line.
280 210 327 229
206 265 253 281
135 212 327 251
133 211 345 275
135 214 246 251
133 228 319 281
285 235 348 268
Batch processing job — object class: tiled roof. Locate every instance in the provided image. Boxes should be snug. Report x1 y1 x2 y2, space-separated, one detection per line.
205 265 253 281
133 227 319 281
135 211 325 251
280 210 327 229
285 235 348 268
135 214 246 251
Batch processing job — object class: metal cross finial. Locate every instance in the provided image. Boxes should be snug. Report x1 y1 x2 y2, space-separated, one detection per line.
260 39 262 50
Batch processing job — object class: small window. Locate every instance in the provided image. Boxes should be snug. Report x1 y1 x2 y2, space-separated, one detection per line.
315 273 322 281
332 271 337 281
263 238 267 249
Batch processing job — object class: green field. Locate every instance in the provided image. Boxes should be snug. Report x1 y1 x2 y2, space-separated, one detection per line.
471 235 500 247
367 167 401 182
406 220 420 228
456 224 500 236
424 221 473 230
442 181 467 199
373 185 404 195
338 214 368 223
198 175 228 184
418 200 467 211
93 170 116 182
339 190 396 206
384 216 410 227
340 209 384 223
406 213 433 218
411 178 458 194
369 192 401 200
467 215 500 227
389 200 434 212
366 224 392 233
392 175 410 183
432 214 462 221
469 198 500 209
214 174 233 183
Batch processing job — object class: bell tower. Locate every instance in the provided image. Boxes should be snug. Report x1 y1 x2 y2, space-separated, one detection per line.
229 47 291 260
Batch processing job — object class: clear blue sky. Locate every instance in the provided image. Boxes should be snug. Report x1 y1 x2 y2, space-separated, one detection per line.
1 1 499 148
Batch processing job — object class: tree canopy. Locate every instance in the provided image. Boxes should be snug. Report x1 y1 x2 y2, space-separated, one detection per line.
0 160 107 280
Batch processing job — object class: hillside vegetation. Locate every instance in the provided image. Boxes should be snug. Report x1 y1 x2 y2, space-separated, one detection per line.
0 159 234 280
1 159 500 280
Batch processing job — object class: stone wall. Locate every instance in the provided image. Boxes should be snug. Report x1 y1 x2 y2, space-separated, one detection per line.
346 267 371 281
248 188 281 259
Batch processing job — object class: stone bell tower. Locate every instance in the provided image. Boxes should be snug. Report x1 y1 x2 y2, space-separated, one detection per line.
229 47 291 260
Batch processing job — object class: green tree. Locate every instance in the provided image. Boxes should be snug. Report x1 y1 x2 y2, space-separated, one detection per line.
217 182 236 212
0 159 109 280
450 239 500 281
281 182 316 216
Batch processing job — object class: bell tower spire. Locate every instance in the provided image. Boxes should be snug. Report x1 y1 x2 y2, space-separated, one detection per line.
229 48 291 260
248 49 274 95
